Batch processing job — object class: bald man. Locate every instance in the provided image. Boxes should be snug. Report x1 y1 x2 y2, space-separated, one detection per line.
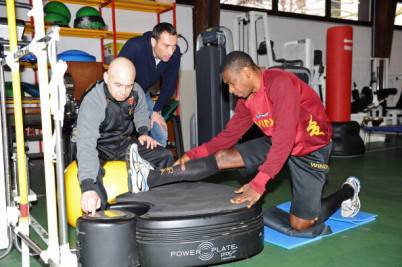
77 57 173 214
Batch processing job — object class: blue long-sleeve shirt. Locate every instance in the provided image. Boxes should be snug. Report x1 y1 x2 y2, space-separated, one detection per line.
119 31 181 112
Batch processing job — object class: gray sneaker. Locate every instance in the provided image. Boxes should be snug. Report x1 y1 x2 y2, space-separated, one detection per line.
341 176 361 217
128 143 154 193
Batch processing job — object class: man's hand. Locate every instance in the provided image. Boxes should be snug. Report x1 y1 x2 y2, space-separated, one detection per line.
81 190 101 215
138 134 160 149
151 111 167 131
173 154 191 171
230 183 262 208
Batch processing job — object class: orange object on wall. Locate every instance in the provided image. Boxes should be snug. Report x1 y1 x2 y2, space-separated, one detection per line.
326 26 353 122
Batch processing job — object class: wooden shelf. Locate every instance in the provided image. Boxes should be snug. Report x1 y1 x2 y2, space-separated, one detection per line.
57 0 174 13
25 25 140 40
20 60 109 70
114 31 141 40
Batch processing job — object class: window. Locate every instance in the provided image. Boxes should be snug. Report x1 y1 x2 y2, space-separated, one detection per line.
278 0 325 16
219 0 372 23
395 3 402 26
220 0 272 10
331 0 370 21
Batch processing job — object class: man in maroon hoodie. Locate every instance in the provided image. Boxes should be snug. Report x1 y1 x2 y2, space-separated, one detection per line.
128 51 361 231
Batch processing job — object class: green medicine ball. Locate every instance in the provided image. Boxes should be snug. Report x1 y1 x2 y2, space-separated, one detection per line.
74 16 106 30
75 6 102 19
44 1 71 22
44 13 70 27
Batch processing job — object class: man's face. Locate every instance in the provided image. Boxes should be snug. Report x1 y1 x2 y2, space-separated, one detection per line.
222 68 254 99
151 32 178 62
104 72 135 102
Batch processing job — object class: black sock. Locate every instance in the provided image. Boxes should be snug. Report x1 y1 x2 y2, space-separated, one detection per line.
317 184 354 223
147 155 219 188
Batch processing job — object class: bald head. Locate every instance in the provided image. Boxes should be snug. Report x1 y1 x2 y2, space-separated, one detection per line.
108 57 136 79
104 57 136 101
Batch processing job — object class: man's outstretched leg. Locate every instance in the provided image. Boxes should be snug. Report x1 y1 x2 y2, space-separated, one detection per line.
127 143 245 192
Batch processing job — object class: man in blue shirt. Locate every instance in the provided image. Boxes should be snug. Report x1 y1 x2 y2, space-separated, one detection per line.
119 22 181 147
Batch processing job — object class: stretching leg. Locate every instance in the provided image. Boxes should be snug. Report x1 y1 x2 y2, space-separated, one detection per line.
147 147 245 188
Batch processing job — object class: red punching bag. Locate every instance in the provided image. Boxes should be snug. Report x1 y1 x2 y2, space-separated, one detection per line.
326 26 353 122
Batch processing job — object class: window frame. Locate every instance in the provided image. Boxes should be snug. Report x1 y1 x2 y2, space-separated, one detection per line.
177 0 402 31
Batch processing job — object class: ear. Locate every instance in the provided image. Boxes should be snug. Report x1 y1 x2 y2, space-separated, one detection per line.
242 66 252 78
151 37 157 48
103 71 109 84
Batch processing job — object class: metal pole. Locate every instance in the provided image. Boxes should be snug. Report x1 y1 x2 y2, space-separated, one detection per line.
15 230 43 256
0 63 12 202
5 0 30 265
0 61 13 258
29 0 60 264
47 26 77 266
52 60 68 249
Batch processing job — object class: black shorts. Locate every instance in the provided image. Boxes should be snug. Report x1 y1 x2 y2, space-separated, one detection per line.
235 137 331 220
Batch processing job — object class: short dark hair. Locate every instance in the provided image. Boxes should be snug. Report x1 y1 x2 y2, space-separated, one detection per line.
220 51 259 73
152 22 177 40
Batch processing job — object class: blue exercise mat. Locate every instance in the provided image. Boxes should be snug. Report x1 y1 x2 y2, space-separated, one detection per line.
264 201 377 249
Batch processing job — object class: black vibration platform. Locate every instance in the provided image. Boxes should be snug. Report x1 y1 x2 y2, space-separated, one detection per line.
77 182 264 267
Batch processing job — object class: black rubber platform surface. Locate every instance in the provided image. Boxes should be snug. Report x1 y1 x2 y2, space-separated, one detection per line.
116 182 249 218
